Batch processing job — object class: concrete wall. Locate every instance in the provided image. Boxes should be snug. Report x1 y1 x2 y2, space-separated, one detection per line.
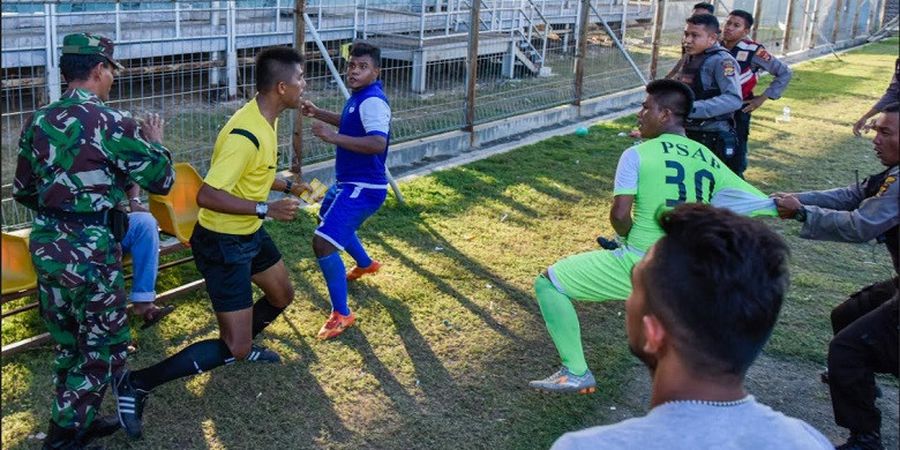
293 86 645 188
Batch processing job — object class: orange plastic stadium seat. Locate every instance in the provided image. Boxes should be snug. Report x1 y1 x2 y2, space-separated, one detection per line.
149 162 202 244
2 230 37 295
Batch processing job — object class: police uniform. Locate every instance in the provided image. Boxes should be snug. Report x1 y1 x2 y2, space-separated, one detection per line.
674 43 744 175
730 39 792 175
792 165 899 443
12 33 174 444
873 57 899 111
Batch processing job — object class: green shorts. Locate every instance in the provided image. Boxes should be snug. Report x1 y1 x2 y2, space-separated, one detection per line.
547 246 644 302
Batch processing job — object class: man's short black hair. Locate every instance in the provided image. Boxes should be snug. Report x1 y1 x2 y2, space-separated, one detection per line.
686 13 721 34
349 41 382 68
729 9 755 28
59 54 109 83
646 79 695 124
642 204 790 377
693 2 715 13
256 46 305 93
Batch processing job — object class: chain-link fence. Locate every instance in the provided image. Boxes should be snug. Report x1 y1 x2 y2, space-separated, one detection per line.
1 0 881 230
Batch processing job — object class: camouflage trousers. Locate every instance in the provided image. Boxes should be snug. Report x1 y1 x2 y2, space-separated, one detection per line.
30 219 131 430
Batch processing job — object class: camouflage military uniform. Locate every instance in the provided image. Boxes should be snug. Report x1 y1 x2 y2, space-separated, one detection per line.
13 81 174 430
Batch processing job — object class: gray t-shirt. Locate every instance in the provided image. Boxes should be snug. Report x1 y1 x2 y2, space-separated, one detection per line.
551 396 832 450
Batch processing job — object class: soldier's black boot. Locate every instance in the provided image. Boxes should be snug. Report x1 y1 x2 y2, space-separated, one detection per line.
836 431 884 450
42 420 103 450
76 415 120 446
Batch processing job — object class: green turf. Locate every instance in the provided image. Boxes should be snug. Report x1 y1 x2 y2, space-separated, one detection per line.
1 38 897 449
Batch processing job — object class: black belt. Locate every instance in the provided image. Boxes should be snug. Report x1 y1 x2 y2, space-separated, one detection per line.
38 209 111 226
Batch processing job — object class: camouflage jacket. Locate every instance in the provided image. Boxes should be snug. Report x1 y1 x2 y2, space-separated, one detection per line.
13 88 174 214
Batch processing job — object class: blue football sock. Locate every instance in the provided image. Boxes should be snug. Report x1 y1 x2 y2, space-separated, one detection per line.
344 233 373 268
318 252 350 315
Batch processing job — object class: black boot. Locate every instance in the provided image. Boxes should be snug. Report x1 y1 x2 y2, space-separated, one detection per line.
42 421 81 450
76 416 120 446
836 431 884 450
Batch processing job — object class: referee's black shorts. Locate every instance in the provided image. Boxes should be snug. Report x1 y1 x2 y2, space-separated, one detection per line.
190 223 282 312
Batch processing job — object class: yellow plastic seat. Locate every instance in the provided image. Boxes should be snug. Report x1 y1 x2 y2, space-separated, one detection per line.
149 162 202 244
2 230 38 295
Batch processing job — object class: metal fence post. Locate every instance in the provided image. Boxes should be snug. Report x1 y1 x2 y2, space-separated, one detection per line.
226 0 238 99
782 0 796 53
808 0 822 48
832 0 844 43
751 0 762 41
488 0 495 31
211 1 222 87
850 0 862 37
621 0 630 43
465 0 480 141
573 0 589 105
649 0 666 80
292 0 306 175
175 1 182 38
276 0 281 32
874 0 886 29
352 0 358 37
445 0 451 35
866 0 877 34
44 3 61 103
317 0 322 29
420 0 427 46
799 0 811 49
363 0 369 39
115 1 122 41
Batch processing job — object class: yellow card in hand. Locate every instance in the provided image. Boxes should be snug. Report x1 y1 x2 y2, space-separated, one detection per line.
300 178 328 204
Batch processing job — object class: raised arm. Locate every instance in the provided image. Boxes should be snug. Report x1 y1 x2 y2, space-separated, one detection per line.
301 99 341 127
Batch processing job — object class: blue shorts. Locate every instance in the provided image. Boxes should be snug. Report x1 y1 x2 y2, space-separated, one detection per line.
315 183 387 250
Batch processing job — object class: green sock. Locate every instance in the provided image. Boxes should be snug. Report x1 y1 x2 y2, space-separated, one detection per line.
534 274 588 376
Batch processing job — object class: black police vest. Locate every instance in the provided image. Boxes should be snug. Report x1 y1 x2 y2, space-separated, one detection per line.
894 57 899 85
677 48 734 123
731 40 761 75
862 167 899 272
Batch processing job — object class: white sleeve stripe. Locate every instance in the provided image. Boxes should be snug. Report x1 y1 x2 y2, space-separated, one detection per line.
359 97 391 135
613 146 640 193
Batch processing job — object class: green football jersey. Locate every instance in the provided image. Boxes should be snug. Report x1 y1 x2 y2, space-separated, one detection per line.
613 133 776 252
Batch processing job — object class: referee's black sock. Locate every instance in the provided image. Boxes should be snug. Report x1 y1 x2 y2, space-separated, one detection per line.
251 296 285 339
130 339 235 391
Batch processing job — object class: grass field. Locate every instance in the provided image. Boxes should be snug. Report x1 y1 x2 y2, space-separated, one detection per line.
2 38 898 449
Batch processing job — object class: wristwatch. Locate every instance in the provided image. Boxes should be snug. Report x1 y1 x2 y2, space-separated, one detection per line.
794 207 807 222
283 179 294 195
255 202 268 219
130 197 142 205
